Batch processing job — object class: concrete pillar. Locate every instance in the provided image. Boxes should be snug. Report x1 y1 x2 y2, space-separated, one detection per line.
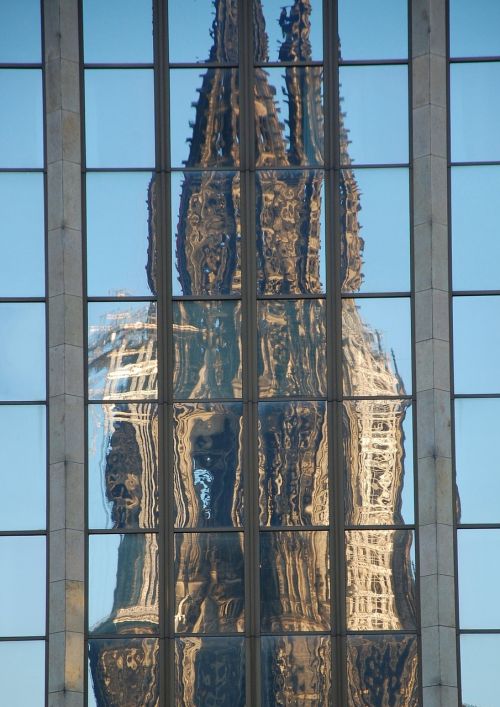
412 0 458 705
44 1 85 705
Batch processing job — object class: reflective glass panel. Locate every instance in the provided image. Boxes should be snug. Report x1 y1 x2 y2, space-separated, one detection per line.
342 297 412 396
453 296 500 394
0 173 44 296
171 171 241 296
173 301 242 400
0 303 45 401
89 533 159 634
255 0 323 63
346 530 416 631
258 401 328 526
88 302 157 401
85 69 155 168
260 530 330 632
258 299 327 398
339 66 408 165
0 641 45 707
88 403 158 530
174 403 243 528
0 405 45 531
174 532 244 633
170 68 239 169
451 62 500 163
341 168 410 293
0 536 45 636
175 637 245 707
0 0 41 62
338 0 407 60
87 172 157 297
458 529 500 629
256 170 325 295
450 0 500 58
344 400 414 526
255 67 324 167
261 635 332 707
83 0 153 63
460 634 500 707
169 0 238 64
0 70 43 168
88 638 159 707
346 634 418 706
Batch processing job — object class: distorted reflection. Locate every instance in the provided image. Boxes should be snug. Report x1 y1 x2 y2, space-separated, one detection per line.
261 635 332 707
255 0 323 63
258 401 328 526
346 635 418 707
175 532 244 633
174 403 243 528
169 0 238 63
175 637 245 707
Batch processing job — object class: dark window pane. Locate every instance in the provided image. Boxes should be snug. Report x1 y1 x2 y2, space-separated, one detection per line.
261 635 332 707
0 406 45 531
450 0 500 58
255 1 323 63
0 303 45 401
83 0 153 62
258 401 328 526
89 533 159 634
85 69 155 168
339 66 408 165
256 170 325 295
174 403 243 528
88 404 158 530
171 171 241 296
169 0 238 64
346 530 416 631
344 400 414 526
0 642 45 707
174 532 244 633
460 634 500 707
0 0 41 62
173 301 242 400
341 168 410 293
87 172 157 297
453 296 500 394
0 70 43 168
255 67 324 167
346 635 418 706
338 0 407 60
258 299 327 398
175 637 245 707
170 68 239 169
88 302 157 401
88 638 159 707
0 536 45 636
342 297 412 397
458 529 500 629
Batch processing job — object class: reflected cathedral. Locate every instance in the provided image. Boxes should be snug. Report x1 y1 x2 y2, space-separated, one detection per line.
87 1 417 705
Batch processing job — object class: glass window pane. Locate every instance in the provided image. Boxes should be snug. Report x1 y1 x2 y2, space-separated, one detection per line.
87 172 157 297
256 170 325 295
451 62 500 163
258 401 329 526
88 638 159 707
0 406 45 531
258 299 327 398
339 66 408 165
89 533 159 634
260 530 330 631
170 68 239 169
88 302 157 401
173 301 242 400
450 0 500 58
0 641 45 707
169 0 238 64
83 0 153 63
460 634 500 707
346 530 416 631
0 303 45 401
88 403 158 530
0 70 43 168
344 400 414 526
346 635 418 706
175 637 245 707
174 532 244 633
0 536 45 636
453 296 500 394
255 1 323 63
255 67 324 168
338 0 407 60
341 169 410 293
85 69 155 168
174 403 243 528
171 171 241 296
0 1 41 62
458 529 500 629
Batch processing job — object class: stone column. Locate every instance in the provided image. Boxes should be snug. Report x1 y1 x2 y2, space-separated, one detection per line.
44 1 85 705
412 0 458 705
